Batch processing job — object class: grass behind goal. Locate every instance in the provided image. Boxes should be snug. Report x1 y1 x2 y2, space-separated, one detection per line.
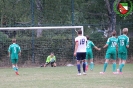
0 64 133 88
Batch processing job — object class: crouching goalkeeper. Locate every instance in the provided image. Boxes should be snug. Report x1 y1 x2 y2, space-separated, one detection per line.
43 52 56 67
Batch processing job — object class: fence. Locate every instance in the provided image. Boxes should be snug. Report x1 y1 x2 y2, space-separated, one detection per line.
0 0 133 66
0 29 133 66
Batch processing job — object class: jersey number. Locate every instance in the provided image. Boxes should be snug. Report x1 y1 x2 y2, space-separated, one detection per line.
14 47 16 53
120 40 124 46
80 39 85 45
111 42 116 47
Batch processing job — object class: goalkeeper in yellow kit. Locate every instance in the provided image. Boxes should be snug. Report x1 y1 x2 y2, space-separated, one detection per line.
44 52 56 67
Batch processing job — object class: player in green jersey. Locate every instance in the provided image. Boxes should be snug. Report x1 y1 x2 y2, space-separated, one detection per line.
100 30 117 74
8 39 21 75
86 36 101 71
117 28 129 74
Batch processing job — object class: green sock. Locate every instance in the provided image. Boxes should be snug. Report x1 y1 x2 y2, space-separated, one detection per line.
103 63 108 72
90 62 94 70
12 66 17 71
120 64 124 72
85 62 88 66
112 63 116 72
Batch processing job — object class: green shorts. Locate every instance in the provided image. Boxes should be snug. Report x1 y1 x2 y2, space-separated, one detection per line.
10 59 18 64
105 52 116 60
86 52 93 60
118 53 127 60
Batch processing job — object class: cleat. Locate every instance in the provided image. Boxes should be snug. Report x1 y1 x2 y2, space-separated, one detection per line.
77 73 81 76
15 72 19 75
117 69 123 74
83 72 87 75
99 72 105 74
117 69 120 73
119 72 123 75
113 72 119 74
40 65 43 67
86 65 88 71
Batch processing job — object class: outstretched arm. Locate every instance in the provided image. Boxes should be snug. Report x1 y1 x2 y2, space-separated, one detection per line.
103 44 108 49
94 46 101 51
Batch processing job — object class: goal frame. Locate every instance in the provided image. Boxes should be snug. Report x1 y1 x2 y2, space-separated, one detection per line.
0 26 84 63
0 26 84 35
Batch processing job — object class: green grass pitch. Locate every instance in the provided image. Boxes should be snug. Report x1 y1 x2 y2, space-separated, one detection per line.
0 64 133 88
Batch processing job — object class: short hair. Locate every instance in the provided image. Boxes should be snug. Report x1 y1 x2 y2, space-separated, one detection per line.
123 28 128 34
112 30 116 36
51 52 54 55
12 39 16 43
77 30 82 35
86 35 90 40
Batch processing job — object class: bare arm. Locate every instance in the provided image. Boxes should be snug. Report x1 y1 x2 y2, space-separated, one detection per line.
19 51 21 56
74 42 78 56
126 45 129 48
103 44 108 48
94 46 101 51
8 52 10 57
126 37 129 48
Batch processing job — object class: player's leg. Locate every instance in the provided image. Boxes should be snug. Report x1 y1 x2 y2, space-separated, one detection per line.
16 64 18 69
51 61 56 67
103 53 110 72
89 52 94 71
11 59 17 71
53 62 57 67
119 53 127 73
82 53 86 75
44 62 49 67
117 53 122 73
100 53 110 74
85 52 89 71
15 64 19 75
85 59 88 71
119 60 126 72
90 58 94 71
76 53 81 75
15 59 19 75
118 58 122 65
82 59 86 74
11 59 19 75
112 60 116 73
51 62 54 67
103 59 109 72
118 53 122 65
112 53 117 73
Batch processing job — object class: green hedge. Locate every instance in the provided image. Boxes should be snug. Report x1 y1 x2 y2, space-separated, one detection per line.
0 35 133 65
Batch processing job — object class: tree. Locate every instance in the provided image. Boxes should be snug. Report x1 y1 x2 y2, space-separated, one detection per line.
104 0 116 37
35 0 44 37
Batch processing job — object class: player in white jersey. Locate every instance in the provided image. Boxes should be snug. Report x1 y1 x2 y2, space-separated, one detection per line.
74 30 87 75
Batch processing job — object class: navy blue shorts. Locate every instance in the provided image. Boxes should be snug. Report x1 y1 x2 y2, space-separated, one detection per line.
76 52 86 60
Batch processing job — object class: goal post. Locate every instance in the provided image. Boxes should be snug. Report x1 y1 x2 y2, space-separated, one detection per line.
0 26 84 65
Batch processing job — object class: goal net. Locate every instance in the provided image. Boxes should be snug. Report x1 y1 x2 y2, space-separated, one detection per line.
0 26 83 66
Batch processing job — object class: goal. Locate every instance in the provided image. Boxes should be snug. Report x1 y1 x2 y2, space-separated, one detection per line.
0 26 84 66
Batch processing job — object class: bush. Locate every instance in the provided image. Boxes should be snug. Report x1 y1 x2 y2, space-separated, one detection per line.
0 32 10 60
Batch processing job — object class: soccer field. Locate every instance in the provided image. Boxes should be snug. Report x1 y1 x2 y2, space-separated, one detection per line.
0 64 133 88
